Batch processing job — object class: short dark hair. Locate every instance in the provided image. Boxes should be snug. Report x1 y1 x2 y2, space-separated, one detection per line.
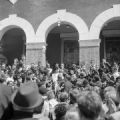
77 91 102 120
59 92 68 102
54 103 67 118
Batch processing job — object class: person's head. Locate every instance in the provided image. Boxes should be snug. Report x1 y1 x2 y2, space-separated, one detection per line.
0 73 6 83
58 73 64 80
39 86 48 96
94 75 100 82
14 58 18 64
59 92 69 103
38 61 41 66
112 65 118 73
70 89 80 104
1 63 6 69
65 109 80 120
102 59 106 64
93 86 101 95
47 90 55 100
46 63 50 68
77 91 102 120
105 90 119 107
31 63 35 68
104 86 115 98
69 70 74 75
82 65 86 71
55 63 59 69
79 72 86 79
60 63 64 69
54 69 59 73
54 103 67 119
11 81 43 113
72 64 76 69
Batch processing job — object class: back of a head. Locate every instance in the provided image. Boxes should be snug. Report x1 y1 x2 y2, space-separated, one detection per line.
77 91 102 120
70 89 80 104
54 103 67 119
65 109 80 120
104 86 115 94
59 92 69 102
47 90 55 100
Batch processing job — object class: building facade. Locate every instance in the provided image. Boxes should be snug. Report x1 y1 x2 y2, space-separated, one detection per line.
0 0 120 66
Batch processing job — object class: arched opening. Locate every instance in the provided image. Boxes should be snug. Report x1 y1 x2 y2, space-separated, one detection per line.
46 24 79 66
1 27 26 65
100 19 120 64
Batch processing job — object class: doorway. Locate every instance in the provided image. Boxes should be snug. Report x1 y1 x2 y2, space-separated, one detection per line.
100 20 120 64
1 27 26 65
46 24 79 66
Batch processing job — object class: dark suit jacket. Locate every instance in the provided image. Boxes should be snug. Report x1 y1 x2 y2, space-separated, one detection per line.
9 111 38 120
0 84 13 119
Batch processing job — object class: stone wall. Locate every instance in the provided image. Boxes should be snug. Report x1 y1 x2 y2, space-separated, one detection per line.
26 43 45 65
79 39 100 66
0 0 119 30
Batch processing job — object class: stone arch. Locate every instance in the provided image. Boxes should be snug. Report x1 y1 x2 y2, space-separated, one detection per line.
36 9 88 43
90 4 120 39
0 14 35 43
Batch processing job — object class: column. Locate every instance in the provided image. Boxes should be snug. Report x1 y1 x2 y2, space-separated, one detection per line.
26 42 45 65
41 45 46 67
79 39 100 66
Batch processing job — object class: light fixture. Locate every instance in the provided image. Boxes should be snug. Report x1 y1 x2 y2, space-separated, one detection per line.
57 17 61 27
66 25 70 28
9 0 18 5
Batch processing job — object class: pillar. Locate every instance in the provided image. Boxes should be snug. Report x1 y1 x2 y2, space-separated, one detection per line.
41 45 46 67
79 39 100 66
26 42 46 66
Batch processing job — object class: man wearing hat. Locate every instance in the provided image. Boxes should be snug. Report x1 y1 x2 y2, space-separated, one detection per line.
0 83 13 119
9 81 45 120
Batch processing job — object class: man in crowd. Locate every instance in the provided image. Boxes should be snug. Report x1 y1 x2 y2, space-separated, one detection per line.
10 81 48 120
77 91 102 120
0 73 13 119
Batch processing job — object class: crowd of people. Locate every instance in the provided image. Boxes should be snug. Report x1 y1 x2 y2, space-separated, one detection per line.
0 58 120 120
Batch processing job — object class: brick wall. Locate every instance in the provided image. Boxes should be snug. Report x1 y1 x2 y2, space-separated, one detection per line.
79 39 100 66
80 46 100 66
0 0 119 30
26 49 42 65
26 43 45 65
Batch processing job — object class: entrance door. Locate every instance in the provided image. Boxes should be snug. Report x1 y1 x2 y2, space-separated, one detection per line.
105 37 120 64
63 40 79 65
46 33 61 66
1 28 26 65
100 20 120 64
46 24 79 66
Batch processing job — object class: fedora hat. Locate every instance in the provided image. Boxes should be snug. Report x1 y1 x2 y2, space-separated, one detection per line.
11 81 43 111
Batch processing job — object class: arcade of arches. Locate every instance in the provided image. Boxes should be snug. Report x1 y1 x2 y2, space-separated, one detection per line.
0 28 26 65
46 19 120 66
1 7 120 66
1 20 120 66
